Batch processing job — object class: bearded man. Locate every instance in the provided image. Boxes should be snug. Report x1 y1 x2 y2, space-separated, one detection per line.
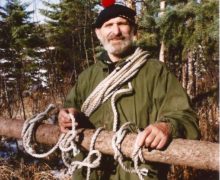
58 2 200 180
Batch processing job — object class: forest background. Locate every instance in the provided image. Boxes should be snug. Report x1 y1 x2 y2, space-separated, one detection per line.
0 0 218 179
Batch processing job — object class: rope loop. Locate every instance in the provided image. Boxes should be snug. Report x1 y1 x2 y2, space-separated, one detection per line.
59 113 80 156
22 104 64 158
111 82 133 132
132 130 149 180
112 122 148 179
66 127 104 180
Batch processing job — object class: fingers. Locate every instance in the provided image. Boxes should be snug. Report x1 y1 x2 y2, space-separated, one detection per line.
137 127 152 147
156 135 168 149
60 124 71 133
58 108 79 133
150 131 168 149
144 127 157 147
137 123 170 150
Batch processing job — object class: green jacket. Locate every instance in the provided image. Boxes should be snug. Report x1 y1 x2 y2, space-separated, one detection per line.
64 50 200 180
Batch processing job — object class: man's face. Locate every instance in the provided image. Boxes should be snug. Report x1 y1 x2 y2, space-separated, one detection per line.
95 17 135 57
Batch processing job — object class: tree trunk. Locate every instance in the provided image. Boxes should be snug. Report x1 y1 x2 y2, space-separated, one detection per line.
159 1 166 62
91 29 96 63
88 0 96 63
82 8 89 67
182 61 188 89
16 78 26 120
0 117 218 171
187 50 196 98
159 41 165 62
71 32 78 82
3 78 12 118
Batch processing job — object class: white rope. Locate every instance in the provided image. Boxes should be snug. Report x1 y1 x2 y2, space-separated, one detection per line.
81 48 149 117
111 82 133 132
22 104 65 158
66 127 104 180
112 122 136 173
112 122 148 179
22 105 104 179
22 48 150 180
132 131 149 180
59 113 80 156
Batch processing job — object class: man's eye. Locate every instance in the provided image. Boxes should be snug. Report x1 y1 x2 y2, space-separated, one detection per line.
118 22 129 26
104 23 112 27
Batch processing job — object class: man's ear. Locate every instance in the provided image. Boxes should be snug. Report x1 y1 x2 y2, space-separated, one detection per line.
95 28 101 40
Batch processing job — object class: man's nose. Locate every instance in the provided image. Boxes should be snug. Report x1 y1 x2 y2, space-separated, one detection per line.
111 24 121 35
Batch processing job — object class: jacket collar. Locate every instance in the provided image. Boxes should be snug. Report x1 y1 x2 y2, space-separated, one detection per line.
96 47 136 68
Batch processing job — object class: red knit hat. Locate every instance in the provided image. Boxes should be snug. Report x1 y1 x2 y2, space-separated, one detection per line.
94 0 136 28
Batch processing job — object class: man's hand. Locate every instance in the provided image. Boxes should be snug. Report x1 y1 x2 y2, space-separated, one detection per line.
137 122 171 150
58 108 79 133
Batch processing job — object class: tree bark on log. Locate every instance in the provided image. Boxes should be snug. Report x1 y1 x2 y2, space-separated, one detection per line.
0 117 218 171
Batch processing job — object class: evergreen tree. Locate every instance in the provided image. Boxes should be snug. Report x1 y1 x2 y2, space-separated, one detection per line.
158 0 218 95
138 0 218 93
40 0 99 84
0 0 46 117
136 0 161 57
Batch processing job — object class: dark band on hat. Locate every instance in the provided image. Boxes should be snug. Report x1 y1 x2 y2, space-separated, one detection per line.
94 4 136 28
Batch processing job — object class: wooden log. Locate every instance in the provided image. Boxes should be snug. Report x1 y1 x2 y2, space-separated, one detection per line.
0 117 218 171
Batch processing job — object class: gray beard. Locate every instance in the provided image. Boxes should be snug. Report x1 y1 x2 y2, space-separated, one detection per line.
104 40 133 56
100 36 134 56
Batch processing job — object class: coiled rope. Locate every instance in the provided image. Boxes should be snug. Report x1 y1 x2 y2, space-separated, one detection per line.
81 48 149 117
22 48 149 179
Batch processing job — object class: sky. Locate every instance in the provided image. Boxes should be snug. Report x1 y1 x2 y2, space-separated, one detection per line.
0 0 60 23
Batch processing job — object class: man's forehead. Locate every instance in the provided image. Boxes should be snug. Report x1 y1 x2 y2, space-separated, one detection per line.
102 17 129 26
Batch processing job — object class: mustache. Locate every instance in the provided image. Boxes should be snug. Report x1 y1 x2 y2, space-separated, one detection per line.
108 35 125 41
